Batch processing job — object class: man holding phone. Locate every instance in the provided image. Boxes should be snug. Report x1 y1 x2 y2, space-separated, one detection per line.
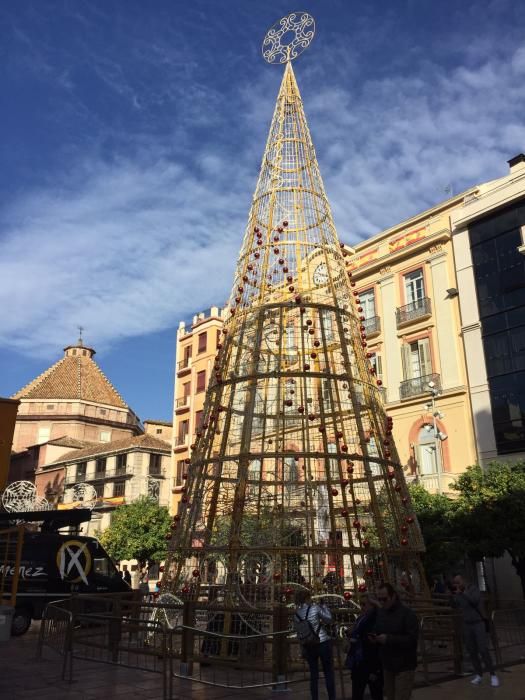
370 582 419 700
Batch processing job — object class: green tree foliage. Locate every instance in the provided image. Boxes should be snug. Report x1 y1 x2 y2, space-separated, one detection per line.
408 483 464 580
99 496 171 567
452 461 525 596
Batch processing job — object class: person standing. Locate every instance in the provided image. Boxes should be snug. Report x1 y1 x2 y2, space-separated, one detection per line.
346 594 383 700
451 573 499 687
294 589 336 700
372 582 419 700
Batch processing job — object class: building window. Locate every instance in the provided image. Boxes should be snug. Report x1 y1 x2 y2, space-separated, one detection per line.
156 428 162 434
359 289 376 319
176 460 185 486
113 481 126 498
402 338 432 380
94 483 105 498
37 427 50 444
196 370 206 393
184 345 192 361
198 332 207 353
95 458 106 477
46 404 55 410
369 353 383 381
417 425 437 475
195 410 203 429
320 309 334 341
116 453 127 474
99 408 106 415
183 382 191 398
149 453 162 476
77 462 87 481
404 269 425 304
178 419 189 443
100 431 111 442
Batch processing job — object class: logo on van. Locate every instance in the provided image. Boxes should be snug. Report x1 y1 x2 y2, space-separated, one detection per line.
56 540 92 585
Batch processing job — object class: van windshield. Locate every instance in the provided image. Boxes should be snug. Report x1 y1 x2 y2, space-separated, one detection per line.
93 557 115 577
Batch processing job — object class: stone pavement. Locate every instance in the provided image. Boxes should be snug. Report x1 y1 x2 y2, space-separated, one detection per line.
1 624 524 700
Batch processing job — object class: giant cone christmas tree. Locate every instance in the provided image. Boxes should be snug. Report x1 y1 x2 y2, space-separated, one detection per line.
164 21 426 608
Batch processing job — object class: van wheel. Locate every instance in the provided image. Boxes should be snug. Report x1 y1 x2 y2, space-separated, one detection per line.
11 608 32 636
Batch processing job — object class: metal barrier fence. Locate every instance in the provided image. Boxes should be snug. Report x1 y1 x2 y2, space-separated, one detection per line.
36 594 525 698
492 607 525 666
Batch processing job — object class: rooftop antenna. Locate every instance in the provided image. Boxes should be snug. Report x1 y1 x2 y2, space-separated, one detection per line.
77 325 84 346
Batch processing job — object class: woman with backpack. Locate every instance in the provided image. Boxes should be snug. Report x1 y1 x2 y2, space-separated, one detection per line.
294 589 336 700
345 595 383 700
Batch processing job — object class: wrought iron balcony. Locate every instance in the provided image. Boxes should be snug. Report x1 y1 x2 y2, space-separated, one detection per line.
362 316 381 336
177 358 191 372
395 297 432 327
173 435 188 447
176 396 189 408
399 373 441 399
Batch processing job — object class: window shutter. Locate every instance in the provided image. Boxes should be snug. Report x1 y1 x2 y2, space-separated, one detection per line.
401 344 411 380
418 338 432 376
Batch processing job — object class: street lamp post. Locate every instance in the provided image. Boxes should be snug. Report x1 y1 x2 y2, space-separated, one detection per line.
425 382 447 494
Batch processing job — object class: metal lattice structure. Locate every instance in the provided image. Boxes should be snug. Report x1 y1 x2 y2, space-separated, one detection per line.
164 13 426 608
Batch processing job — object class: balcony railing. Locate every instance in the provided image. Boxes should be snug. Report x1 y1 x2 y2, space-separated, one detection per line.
174 435 189 447
396 297 432 327
176 396 189 408
362 316 381 335
177 358 191 371
399 373 441 399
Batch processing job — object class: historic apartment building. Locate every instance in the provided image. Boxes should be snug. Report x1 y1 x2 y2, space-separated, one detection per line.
52 428 171 536
171 307 226 512
171 157 525 509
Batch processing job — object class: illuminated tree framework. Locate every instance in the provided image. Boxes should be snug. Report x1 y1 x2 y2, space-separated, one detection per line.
164 12 426 610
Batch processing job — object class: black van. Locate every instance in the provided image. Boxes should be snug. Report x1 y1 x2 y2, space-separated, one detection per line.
0 509 130 635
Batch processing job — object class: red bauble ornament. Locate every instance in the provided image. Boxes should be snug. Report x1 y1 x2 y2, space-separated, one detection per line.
283 220 288 227
406 516 415 524
273 247 279 254
295 295 302 304
377 379 383 386
353 519 361 528
254 226 260 233
401 538 409 546
331 488 338 496
254 252 260 258
341 509 349 516
401 525 408 533
341 444 348 452
308 413 316 421
283 266 289 273
298 406 305 413
365 568 374 576
363 539 371 548
289 285 295 292
192 569 200 577
310 352 317 359
343 591 352 600
358 583 367 592
314 340 320 347
304 363 310 371
284 399 293 407
341 479 349 486
274 235 279 242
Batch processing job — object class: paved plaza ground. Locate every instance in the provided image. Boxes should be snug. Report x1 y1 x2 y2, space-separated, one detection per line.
1 624 524 700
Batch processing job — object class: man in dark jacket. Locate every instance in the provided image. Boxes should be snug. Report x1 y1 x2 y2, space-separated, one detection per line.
371 582 419 700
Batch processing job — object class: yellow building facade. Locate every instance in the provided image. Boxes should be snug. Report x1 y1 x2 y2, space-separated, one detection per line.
171 306 226 512
171 196 481 509
344 193 479 493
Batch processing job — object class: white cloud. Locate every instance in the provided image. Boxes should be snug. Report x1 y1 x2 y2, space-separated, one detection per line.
2 36 525 358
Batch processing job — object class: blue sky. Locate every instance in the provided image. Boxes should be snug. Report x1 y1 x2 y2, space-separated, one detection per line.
1 0 525 422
